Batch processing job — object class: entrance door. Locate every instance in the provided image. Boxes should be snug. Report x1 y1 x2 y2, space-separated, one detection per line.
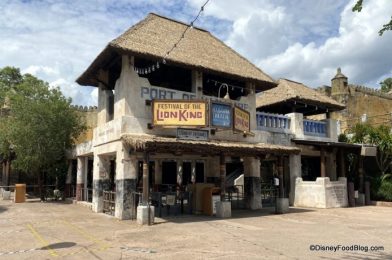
182 162 192 186
301 156 320 181
109 159 116 191
195 162 204 183
162 161 177 186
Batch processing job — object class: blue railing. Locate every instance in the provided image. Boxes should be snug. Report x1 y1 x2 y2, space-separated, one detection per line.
256 112 291 133
303 119 327 137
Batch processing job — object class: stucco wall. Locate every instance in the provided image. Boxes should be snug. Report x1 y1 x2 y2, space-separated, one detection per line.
93 55 291 147
294 177 348 208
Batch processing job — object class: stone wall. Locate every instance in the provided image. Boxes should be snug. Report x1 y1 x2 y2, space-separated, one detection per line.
315 69 392 133
72 106 98 144
294 177 348 208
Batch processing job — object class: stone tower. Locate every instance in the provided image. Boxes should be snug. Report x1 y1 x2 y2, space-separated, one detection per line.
331 68 349 104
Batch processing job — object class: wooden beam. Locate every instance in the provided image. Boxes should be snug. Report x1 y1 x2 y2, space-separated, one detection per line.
339 149 346 178
142 152 149 205
278 156 284 198
358 156 364 193
219 153 226 201
320 148 326 177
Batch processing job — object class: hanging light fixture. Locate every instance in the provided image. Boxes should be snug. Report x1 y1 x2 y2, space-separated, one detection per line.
218 83 230 100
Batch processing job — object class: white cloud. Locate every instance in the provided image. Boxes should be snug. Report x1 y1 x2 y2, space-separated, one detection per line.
257 0 392 87
190 0 392 88
1 0 391 106
0 0 189 105
22 65 59 77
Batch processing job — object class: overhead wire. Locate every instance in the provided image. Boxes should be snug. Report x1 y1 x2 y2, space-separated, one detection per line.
134 0 210 75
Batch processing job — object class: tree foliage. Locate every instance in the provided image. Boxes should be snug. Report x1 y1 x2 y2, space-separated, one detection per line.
353 0 392 36
348 123 392 175
0 66 86 178
380 77 392 93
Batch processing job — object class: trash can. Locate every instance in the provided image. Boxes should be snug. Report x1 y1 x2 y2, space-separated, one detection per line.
14 184 26 203
202 187 221 216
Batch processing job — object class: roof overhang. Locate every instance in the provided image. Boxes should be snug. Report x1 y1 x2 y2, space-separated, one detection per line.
292 139 377 156
76 46 277 91
122 134 300 156
292 139 362 149
256 97 345 115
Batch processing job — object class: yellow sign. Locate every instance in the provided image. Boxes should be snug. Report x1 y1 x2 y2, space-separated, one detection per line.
233 106 250 132
152 100 207 127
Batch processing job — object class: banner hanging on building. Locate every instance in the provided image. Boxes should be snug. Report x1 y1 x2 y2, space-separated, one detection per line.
210 101 232 129
233 106 250 133
152 100 207 127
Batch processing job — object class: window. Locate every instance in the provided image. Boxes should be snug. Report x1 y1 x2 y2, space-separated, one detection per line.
135 57 192 92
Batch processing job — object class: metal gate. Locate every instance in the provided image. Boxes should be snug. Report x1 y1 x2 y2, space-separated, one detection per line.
130 192 142 220
260 182 277 207
103 191 116 215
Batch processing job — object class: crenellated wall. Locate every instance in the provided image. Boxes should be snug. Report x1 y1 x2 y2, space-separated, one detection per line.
316 69 392 133
72 105 98 144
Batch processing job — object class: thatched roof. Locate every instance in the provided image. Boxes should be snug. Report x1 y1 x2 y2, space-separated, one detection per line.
77 13 275 89
256 79 345 113
121 134 300 156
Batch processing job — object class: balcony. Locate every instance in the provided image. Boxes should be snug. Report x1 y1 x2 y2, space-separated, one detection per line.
257 112 339 142
303 119 327 137
256 112 291 134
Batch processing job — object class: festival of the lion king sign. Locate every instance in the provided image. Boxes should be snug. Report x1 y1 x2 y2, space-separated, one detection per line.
152 100 251 134
152 100 207 127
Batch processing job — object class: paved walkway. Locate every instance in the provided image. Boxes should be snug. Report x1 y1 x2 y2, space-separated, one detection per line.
0 200 390 259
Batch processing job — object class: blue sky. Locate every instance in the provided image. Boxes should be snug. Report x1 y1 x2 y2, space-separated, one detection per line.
1 0 392 105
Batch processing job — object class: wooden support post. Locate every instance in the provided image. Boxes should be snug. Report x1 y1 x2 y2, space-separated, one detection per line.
6 160 11 187
191 161 196 184
339 149 346 178
177 160 183 191
219 153 226 201
320 147 326 177
142 153 149 205
358 156 364 193
348 182 355 207
278 156 284 198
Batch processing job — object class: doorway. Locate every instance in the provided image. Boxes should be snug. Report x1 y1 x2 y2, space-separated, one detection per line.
162 161 177 185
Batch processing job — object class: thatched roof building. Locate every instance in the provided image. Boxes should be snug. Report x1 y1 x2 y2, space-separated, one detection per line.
256 78 345 115
77 13 275 90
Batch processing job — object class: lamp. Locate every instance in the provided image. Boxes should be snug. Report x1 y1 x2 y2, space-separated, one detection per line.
218 83 230 100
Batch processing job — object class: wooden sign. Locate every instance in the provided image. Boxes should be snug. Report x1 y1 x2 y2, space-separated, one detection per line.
177 128 209 141
233 106 250 133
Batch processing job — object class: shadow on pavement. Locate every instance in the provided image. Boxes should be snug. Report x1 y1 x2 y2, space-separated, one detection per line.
155 207 314 224
0 205 7 214
342 251 392 259
40 242 76 250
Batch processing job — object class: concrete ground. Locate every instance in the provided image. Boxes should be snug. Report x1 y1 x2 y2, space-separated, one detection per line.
0 200 390 259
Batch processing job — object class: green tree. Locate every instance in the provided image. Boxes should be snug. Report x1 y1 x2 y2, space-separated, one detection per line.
380 77 392 93
353 0 392 36
349 123 392 175
0 66 86 197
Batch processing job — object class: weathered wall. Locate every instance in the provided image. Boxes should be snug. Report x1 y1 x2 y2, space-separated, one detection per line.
94 55 272 146
73 106 98 144
316 69 392 133
294 177 348 208
330 87 392 132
